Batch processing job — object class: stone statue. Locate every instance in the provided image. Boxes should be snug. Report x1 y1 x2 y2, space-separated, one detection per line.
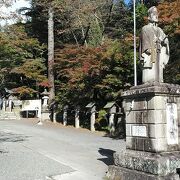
139 6 170 83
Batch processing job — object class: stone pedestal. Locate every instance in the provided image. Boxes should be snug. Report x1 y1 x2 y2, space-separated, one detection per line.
107 82 180 180
41 110 50 121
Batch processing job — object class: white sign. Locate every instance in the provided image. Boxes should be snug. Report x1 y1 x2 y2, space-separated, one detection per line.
166 103 178 145
22 100 42 118
132 125 147 137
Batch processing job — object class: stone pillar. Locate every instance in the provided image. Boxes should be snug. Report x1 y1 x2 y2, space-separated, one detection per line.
86 103 96 131
53 112 57 123
3 100 6 111
75 108 80 128
41 89 50 122
107 83 180 180
90 111 96 132
63 110 67 126
9 100 12 112
42 96 49 108
63 105 68 126
109 113 115 135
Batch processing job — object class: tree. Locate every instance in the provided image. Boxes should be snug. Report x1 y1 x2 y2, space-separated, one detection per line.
157 0 180 84
54 0 109 47
54 37 134 109
0 24 47 98
23 0 179 106
27 0 65 102
104 0 133 39
48 6 55 102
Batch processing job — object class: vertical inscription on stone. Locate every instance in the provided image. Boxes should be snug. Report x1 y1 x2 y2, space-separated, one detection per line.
132 126 147 137
166 103 178 145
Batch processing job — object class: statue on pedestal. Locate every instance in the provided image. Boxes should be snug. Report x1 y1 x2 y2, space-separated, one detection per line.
139 6 170 83
106 6 180 180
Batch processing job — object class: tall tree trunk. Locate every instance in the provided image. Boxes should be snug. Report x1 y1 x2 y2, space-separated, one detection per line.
48 7 55 102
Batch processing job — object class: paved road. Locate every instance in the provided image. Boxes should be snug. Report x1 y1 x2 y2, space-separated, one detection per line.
0 119 125 180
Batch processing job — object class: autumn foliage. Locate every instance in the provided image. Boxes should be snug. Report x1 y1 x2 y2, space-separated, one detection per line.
54 39 134 108
0 0 179 104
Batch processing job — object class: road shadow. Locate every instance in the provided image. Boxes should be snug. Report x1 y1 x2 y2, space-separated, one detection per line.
0 150 8 153
0 132 30 143
103 133 125 140
97 148 116 166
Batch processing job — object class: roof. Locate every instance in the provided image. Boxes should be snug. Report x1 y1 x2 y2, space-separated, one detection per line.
104 101 117 109
41 89 50 95
4 88 14 94
86 102 95 108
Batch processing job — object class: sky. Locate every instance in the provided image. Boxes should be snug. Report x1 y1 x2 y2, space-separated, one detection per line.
0 0 30 26
0 0 131 26
11 0 30 9
125 0 131 4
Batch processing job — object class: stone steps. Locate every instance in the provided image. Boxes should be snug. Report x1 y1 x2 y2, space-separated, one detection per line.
0 111 20 120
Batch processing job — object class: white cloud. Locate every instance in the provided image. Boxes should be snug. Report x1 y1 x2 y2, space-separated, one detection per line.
12 0 30 10
0 0 30 26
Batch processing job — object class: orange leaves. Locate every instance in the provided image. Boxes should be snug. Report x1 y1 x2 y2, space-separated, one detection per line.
157 0 180 35
54 44 106 90
38 80 50 88
158 1 179 23
12 86 37 97
82 62 90 73
12 59 46 82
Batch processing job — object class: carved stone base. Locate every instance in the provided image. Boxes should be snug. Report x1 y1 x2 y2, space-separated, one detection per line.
106 150 180 180
41 110 50 121
107 166 179 180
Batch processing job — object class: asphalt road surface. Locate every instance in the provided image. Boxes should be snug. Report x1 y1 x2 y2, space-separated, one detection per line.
0 119 125 180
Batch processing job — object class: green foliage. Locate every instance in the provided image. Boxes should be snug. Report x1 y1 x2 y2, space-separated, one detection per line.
96 40 134 100
88 17 104 46
135 3 148 32
0 24 47 98
104 0 133 39
13 86 37 99
157 0 180 84
12 58 47 82
96 109 107 124
95 109 108 131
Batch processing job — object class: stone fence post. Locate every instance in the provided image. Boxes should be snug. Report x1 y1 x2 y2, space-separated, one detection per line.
75 106 80 128
63 105 68 126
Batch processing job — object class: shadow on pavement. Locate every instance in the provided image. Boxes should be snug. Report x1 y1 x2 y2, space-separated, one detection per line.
0 132 30 143
97 148 116 166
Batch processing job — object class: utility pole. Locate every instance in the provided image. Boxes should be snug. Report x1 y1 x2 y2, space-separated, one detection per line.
133 0 137 86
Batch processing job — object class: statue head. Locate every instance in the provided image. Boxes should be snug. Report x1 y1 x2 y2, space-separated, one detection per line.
148 6 158 23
